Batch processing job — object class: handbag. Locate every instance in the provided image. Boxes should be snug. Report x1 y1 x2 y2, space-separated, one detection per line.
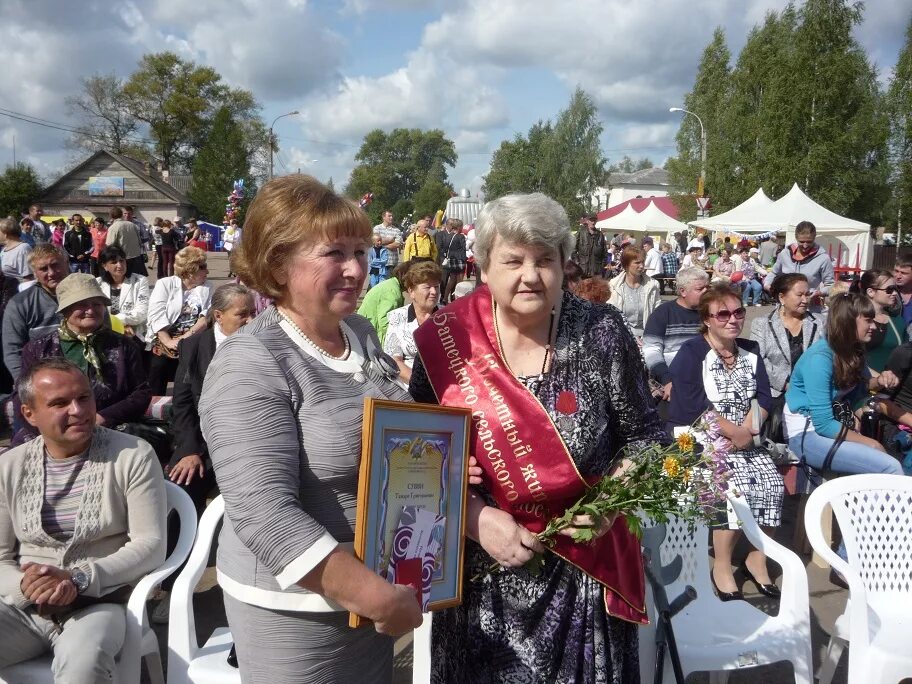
152 337 179 359
799 398 853 481
443 233 464 271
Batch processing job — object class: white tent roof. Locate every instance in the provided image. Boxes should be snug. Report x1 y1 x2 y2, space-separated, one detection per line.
688 188 775 231
595 204 642 231
595 200 688 234
638 200 689 232
691 183 872 269
765 183 869 234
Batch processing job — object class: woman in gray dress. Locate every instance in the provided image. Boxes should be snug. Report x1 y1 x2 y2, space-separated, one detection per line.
200 175 423 683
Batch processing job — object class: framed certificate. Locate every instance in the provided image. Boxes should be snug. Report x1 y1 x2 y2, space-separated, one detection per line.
350 398 471 628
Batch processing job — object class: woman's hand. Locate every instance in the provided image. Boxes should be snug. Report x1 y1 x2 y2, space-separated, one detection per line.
468 456 483 485
476 506 544 568
168 454 205 485
875 370 900 391
728 424 755 450
371 583 423 637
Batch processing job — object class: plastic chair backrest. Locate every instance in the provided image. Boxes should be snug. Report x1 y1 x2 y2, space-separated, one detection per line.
167 495 225 683
807 475 912 602
120 481 198 682
656 514 714 598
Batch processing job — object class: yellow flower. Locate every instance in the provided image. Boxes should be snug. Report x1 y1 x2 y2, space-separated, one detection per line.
682 468 692 483
676 432 695 453
663 456 681 478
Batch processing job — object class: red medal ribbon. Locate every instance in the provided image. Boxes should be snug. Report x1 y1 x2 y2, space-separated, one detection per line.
413 287 647 624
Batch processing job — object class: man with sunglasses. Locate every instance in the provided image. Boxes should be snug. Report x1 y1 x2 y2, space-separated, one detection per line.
762 221 834 309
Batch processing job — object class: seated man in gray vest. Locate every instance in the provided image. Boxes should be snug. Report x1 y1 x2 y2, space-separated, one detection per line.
0 358 166 683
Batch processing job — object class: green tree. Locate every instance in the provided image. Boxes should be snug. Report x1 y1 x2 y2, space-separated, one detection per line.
122 52 262 172
189 108 254 224
0 164 43 218
345 128 457 225
721 7 800 202
666 27 733 221
790 0 889 224
886 17 912 240
484 88 605 218
609 156 654 174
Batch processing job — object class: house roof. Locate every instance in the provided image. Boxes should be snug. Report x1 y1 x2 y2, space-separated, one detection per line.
42 150 192 204
607 166 669 187
596 196 680 222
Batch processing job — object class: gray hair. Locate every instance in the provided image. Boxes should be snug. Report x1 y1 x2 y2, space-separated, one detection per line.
208 283 253 324
676 266 709 293
18 358 88 407
472 193 574 272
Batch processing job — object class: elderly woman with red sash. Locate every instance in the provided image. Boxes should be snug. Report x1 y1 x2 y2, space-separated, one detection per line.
411 192 666 683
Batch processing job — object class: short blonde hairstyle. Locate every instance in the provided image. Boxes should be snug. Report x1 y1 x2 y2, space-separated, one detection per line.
233 174 371 299
175 246 208 280
0 217 20 238
28 243 67 268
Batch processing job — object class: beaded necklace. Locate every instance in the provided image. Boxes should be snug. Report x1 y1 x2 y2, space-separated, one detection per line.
278 309 351 360
493 303 557 382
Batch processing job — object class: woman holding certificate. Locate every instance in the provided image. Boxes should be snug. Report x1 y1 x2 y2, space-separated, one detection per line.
200 175 422 683
411 192 666 683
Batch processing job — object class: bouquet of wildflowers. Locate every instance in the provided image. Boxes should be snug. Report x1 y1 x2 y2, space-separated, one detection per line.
476 410 733 579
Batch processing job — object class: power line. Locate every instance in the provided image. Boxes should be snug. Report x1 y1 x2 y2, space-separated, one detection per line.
0 106 156 147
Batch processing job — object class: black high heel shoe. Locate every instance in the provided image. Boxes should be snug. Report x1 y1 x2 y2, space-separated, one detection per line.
710 568 744 602
741 565 782 599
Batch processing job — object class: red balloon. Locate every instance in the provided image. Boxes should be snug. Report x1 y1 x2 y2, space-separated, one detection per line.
730 271 744 283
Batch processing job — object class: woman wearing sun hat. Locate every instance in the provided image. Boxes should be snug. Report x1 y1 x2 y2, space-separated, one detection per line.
11 272 151 446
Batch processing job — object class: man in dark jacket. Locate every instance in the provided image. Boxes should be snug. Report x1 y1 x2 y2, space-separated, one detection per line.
572 214 607 278
63 214 93 273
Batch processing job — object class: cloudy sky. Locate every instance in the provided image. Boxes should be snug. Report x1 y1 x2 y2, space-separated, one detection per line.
1 0 906 198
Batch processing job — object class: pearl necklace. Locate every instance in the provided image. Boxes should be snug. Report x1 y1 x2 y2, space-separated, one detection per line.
278 309 351 360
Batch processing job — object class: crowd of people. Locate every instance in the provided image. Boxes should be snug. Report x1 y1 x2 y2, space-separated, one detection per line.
0 179 910 683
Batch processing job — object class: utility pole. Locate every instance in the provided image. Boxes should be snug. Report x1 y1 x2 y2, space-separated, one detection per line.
669 106 706 203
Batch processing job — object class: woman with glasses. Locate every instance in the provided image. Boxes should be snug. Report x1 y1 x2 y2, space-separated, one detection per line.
668 283 784 602
146 246 212 395
852 269 907 374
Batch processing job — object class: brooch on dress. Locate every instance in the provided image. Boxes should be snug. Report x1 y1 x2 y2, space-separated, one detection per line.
364 337 400 381
555 390 578 433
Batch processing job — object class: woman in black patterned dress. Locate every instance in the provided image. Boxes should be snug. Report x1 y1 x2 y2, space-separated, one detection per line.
410 192 666 683
667 283 784 602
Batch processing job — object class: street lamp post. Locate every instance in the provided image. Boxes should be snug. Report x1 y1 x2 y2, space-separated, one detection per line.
269 110 299 180
669 107 706 198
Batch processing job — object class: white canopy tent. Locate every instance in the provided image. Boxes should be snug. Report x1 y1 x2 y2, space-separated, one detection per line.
689 184 872 269
689 188 775 232
596 200 689 244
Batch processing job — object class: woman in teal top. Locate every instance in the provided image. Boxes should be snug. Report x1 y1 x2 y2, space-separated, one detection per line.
856 269 907 372
783 293 902 476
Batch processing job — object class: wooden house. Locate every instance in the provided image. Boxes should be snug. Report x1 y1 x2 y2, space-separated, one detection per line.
40 150 196 224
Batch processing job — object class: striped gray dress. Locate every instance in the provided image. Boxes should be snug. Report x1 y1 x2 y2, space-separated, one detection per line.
200 307 411 683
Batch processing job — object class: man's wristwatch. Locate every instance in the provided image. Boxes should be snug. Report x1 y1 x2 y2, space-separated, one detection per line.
70 568 89 595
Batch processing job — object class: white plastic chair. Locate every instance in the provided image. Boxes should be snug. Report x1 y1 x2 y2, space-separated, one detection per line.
0 481 197 684
167 495 240 684
804 474 912 684
639 490 813 684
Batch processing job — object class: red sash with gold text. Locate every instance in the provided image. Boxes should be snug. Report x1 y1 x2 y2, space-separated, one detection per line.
413 287 647 624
